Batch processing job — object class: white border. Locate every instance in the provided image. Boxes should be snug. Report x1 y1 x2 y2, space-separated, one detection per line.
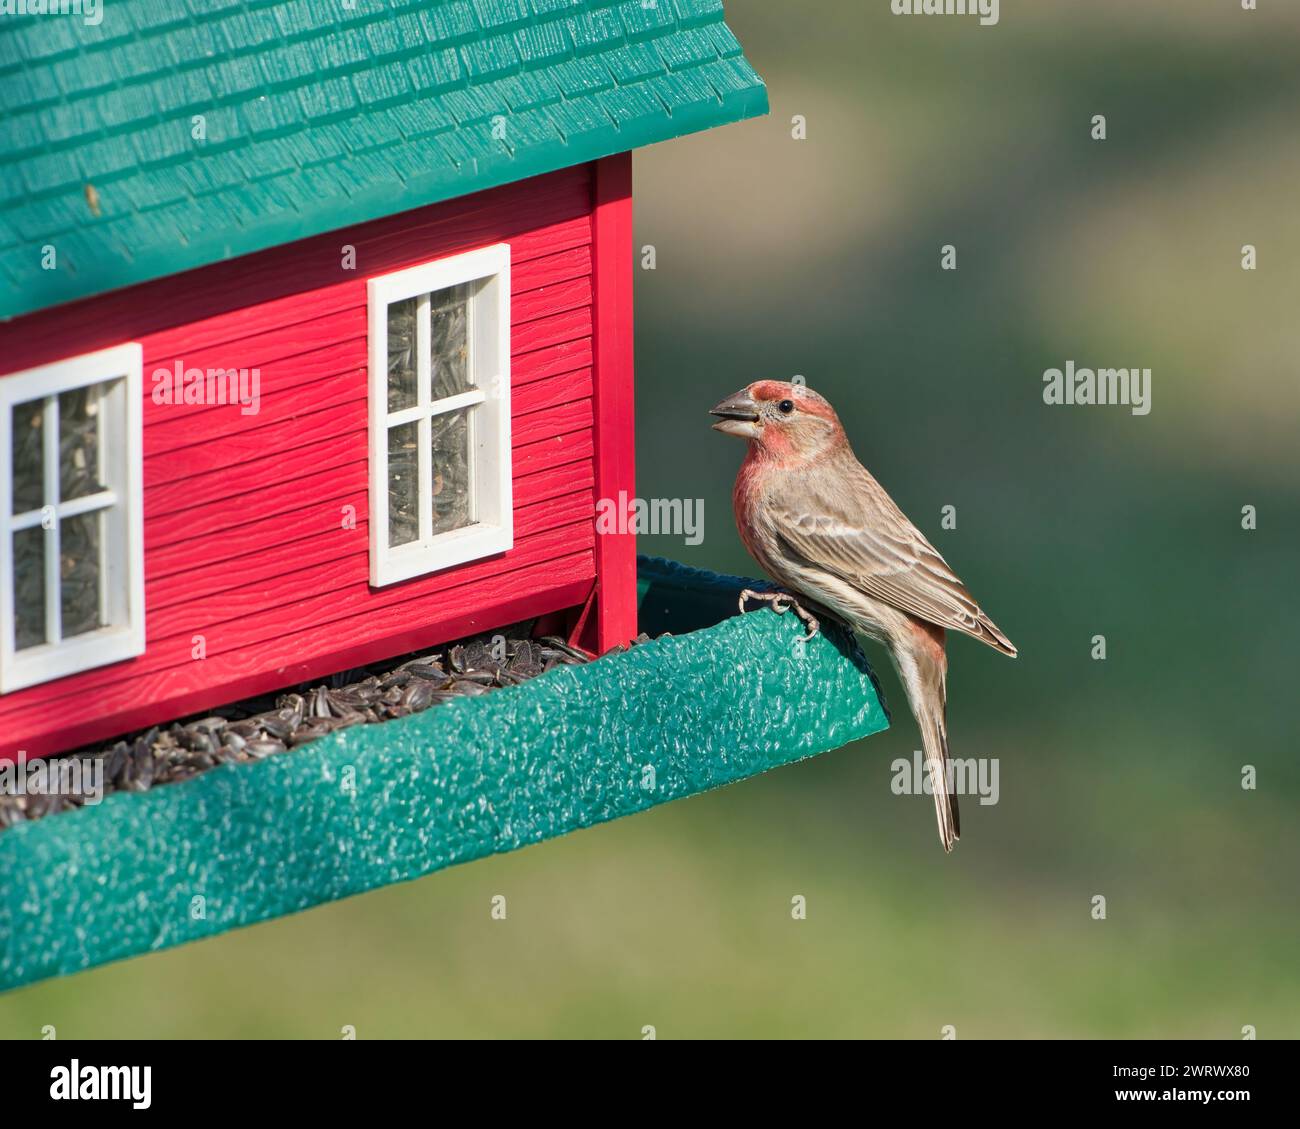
367 244 513 587
0 343 145 694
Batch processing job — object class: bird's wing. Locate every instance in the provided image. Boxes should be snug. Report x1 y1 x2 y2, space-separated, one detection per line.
772 461 1017 655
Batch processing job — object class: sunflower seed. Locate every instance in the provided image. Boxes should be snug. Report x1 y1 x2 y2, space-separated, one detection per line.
5 622 605 831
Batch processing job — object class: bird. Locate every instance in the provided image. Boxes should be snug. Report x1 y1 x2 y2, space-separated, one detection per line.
710 380 1016 852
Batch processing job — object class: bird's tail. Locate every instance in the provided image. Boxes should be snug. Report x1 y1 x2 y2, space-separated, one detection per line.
918 698 959 853
893 635 959 852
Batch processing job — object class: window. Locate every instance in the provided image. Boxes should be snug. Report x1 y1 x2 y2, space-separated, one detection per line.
0 343 145 693
367 244 512 586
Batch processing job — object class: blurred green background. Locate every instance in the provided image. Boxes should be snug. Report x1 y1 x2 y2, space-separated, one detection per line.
3 0 1297 1039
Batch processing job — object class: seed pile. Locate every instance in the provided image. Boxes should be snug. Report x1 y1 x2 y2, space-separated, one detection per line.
0 628 623 831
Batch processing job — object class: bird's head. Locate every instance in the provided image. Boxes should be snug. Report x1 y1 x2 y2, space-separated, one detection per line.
709 380 845 461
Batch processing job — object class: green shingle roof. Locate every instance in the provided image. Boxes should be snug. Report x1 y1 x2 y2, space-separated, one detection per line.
0 0 767 320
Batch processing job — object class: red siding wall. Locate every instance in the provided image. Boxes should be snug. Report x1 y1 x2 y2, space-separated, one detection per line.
1 166 607 758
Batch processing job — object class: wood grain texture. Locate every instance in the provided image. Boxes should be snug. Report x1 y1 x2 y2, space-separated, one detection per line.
5 519 597 716
5 571 596 759
0 170 593 374
0 166 603 758
588 152 639 653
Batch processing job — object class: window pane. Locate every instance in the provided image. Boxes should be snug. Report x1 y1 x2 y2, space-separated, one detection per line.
13 527 45 651
430 283 471 400
59 383 107 501
11 398 43 514
387 297 418 412
429 407 472 536
387 421 419 548
60 510 102 638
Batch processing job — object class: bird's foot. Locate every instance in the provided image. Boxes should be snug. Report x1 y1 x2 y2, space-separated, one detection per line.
737 588 820 641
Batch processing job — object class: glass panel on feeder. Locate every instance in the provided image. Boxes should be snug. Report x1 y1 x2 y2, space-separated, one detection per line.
59 383 106 501
429 283 471 400
387 297 419 413
60 510 102 638
387 421 419 548
11 398 43 514
429 407 471 536
14 526 46 651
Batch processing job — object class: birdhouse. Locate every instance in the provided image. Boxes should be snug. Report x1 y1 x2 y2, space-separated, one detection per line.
0 0 780 755
0 1 889 990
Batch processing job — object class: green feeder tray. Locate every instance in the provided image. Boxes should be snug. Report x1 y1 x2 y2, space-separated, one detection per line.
0 557 888 992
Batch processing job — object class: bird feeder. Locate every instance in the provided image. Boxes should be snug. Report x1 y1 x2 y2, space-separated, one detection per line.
0 557 888 991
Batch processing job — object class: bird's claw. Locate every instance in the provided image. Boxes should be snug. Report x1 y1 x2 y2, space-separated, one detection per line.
737 588 820 641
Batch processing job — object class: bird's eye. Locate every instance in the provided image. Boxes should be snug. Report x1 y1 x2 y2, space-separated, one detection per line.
778 399 795 415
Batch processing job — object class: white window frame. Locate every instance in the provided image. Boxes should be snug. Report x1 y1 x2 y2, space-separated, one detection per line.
0 343 145 694
367 244 512 587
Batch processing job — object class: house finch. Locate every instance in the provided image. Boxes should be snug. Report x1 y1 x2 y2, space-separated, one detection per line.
710 380 1017 852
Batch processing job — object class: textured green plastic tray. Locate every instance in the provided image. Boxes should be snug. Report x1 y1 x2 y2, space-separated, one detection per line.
0 557 887 992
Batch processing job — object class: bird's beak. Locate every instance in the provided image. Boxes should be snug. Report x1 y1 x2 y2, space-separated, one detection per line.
709 390 761 439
